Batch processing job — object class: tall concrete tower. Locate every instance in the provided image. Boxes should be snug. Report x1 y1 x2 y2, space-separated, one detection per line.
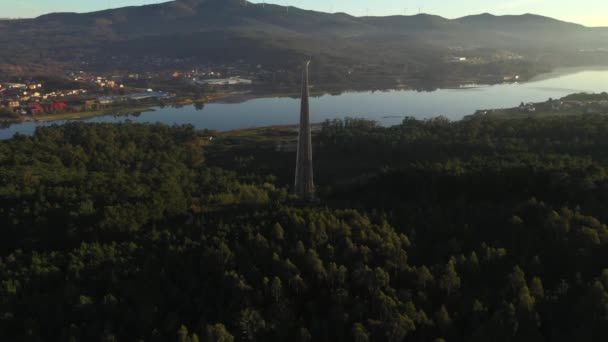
294 61 315 199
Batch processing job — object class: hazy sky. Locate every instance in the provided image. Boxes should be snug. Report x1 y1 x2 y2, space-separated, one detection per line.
2 0 607 27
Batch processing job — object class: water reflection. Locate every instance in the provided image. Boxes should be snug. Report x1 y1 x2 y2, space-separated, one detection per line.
1 67 608 140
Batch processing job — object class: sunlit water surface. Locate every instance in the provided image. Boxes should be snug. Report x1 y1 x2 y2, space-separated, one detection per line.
2 67 608 139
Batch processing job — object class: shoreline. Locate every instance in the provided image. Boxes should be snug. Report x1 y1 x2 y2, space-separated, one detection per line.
32 106 156 122
0 106 158 125
1 66 606 128
197 65 608 104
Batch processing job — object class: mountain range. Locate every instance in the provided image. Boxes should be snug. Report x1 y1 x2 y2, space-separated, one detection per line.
1 0 607 78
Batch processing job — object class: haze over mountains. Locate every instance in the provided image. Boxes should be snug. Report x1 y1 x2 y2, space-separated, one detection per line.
1 0 607 77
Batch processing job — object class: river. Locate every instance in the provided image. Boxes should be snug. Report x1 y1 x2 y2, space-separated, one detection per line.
2 67 608 139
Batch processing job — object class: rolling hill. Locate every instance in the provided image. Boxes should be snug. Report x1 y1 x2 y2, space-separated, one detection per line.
1 0 607 79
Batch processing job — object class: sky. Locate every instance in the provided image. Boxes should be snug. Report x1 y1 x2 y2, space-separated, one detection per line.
1 0 607 27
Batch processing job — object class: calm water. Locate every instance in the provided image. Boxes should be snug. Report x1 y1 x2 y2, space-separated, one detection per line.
2 67 608 139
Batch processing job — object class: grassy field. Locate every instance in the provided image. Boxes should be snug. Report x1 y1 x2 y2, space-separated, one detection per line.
212 123 324 148
33 106 155 122
210 125 299 155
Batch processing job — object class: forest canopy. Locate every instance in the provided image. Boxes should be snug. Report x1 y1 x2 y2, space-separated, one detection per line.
1 116 608 341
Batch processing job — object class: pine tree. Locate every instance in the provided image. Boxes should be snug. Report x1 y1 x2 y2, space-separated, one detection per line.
529 277 545 300
439 259 461 295
206 324 234 342
435 305 452 331
352 323 370 342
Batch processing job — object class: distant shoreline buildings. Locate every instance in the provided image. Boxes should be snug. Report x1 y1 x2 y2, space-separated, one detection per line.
193 77 253 86
98 91 173 105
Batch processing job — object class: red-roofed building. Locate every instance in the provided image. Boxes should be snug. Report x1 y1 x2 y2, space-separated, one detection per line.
52 102 68 112
29 104 44 114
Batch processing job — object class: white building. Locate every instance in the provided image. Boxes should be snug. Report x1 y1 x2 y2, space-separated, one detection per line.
196 77 253 86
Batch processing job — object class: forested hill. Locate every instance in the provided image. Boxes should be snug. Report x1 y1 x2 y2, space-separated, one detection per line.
2 113 608 341
1 0 607 75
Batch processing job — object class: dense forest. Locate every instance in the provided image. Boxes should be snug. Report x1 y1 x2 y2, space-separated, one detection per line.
2 114 608 341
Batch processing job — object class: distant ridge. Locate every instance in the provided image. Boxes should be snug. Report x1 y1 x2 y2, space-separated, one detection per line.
456 13 585 30
0 0 607 75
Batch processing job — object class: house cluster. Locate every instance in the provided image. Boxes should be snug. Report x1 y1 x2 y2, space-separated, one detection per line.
193 77 253 86
168 62 267 87
27 102 69 115
0 81 95 116
1 80 89 102
0 100 72 116
67 57 270 93
519 102 537 113
0 82 42 102
518 100 560 113
503 75 520 82
97 91 173 105
94 78 124 89
70 72 125 89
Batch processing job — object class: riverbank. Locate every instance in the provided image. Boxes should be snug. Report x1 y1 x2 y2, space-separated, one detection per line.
32 106 156 122
1 68 606 140
466 92 608 120
212 92 608 147
4 66 605 126
0 91 232 126
203 66 608 105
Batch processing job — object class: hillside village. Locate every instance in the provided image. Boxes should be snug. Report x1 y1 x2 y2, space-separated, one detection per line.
0 80 172 122
0 62 262 122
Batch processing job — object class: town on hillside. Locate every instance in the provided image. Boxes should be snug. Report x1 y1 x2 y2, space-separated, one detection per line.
0 61 264 123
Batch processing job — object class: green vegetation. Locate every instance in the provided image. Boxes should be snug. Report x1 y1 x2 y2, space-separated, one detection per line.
33 106 155 122
562 92 608 101
3 114 608 341
0 107 21 121
470 92 608 119
2 1 608 84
